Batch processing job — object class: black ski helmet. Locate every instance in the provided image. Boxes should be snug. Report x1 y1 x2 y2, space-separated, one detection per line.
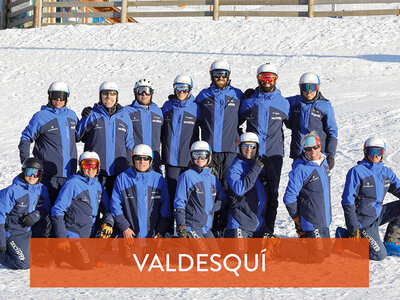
22 157 44 180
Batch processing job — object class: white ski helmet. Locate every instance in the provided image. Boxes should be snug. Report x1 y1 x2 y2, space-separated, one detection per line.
299 72 320 85
48 81 70 95
134 79 154 94
239 132 259 155
210 60 231 73
173 75 193 91
364 137 386 151
257 63 278 77
79 151 100 175
100 81 118 93
132 144 153 159
190 141 212 164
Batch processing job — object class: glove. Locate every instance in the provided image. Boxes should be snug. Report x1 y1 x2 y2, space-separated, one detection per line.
293 216 305 238
57 240 71 252
81 106 92 118
349 229 361 239
21 213 37 227
253 156 264 168
327 157 335 170
96 223 113 239
177 225 190 238
243 88 255 100
259 155 270 169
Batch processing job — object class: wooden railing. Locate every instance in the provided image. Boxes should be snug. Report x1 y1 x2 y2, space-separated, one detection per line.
1 0 400 29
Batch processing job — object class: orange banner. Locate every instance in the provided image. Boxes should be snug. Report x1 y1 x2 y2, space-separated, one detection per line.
30 238 369 288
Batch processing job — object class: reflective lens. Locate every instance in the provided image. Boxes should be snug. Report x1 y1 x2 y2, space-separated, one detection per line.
257 73 277 84
81 159 100 170
49 91 68 101
24 168 41 178
241 144 257 150
134 156 151 161
191 151 210 160
102 91 117 96
300 83 318 93
212 70 229 79
304 145 320 151
136 86 152 96
174 84 190 93
365 147 384 157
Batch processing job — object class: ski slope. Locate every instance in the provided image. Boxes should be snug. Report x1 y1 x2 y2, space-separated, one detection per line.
0 15 400 298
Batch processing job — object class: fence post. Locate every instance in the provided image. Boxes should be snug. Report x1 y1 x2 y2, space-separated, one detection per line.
213 0 219 21
1 0 7 29
121 0 127 23
33 0 42 28
308 0 314 18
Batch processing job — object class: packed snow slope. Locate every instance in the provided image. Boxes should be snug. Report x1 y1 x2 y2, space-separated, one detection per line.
0 16 400 299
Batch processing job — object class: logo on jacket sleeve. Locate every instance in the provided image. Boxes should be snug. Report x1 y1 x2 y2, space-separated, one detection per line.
48 125 59 132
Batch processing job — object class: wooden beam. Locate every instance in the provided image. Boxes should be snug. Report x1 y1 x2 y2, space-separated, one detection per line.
42 2 122 8
7 14 33 27
8 5 34 19
42 11 121 18
127 11 213 17
315 8 400 17
7 0 30 10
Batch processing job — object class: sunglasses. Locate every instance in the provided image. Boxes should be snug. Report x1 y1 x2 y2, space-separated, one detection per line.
241 144 257 150
49 91 68 101
134 156 151 161
212 70 229 79
102 91 117 96
304 145 320 151
300 83 318 93
24 168 41 178
136 86 152 96
81 159 100 170
257 73 277 84
174 84 190 93
191 152 210 160
365 147 384 157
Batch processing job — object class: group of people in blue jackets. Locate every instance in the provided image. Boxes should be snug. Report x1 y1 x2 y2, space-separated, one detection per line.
1 60 400 270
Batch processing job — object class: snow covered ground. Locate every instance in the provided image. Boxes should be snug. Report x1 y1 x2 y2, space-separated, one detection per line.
0 15 400 298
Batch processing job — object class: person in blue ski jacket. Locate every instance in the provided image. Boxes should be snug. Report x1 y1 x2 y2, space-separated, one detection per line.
19 81 78 205
287 72 338 170
174 141 227 238
161 75 201 232
111 144 171 239
125 79 163 173
76 81 134 197
337 137 400 261
283 132 331 238
0 158 51 270
225 132 269 238
51 151 113 239
239 63 290 235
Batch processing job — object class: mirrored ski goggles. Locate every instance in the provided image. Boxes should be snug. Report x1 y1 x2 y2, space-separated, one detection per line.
80 159 100 170
134 156 151 161
300 83 318 93
191 151 210 160
24 168 41 178
49 91 68 101
365 147 385 157
241 143 257 150
212 70 229 79
257 73 277 84
174 84 190 93
102 91 117 96
304 145 320 152
135 86 153 96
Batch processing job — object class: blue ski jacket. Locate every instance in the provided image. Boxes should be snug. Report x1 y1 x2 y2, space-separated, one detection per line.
342 159 400 233
0 176 51 248
283 153 331 231
161 94 201 167
287 94 338 159
76 103 134 177
111 167 170 238
226 155 267 232
174 166 227 234
195 84 243 153
124 100 163 159
19 105 78 178
51 173 112 238
239 88 289 156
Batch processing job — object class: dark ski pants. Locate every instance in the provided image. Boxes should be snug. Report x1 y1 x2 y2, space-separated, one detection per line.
0 231 31 270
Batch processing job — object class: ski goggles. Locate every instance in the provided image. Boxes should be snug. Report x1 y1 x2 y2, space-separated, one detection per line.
212 70 229 79
300 83 318 93
135 86 153 96
257 73 277 84
102 91 117 96
134 156 151 161
365 147 385 157
49 91 68 101
174 84 190 93
24 168 41 178
80 159 100 170
304 145 320 152
241 143 257 150
191 151 210 160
